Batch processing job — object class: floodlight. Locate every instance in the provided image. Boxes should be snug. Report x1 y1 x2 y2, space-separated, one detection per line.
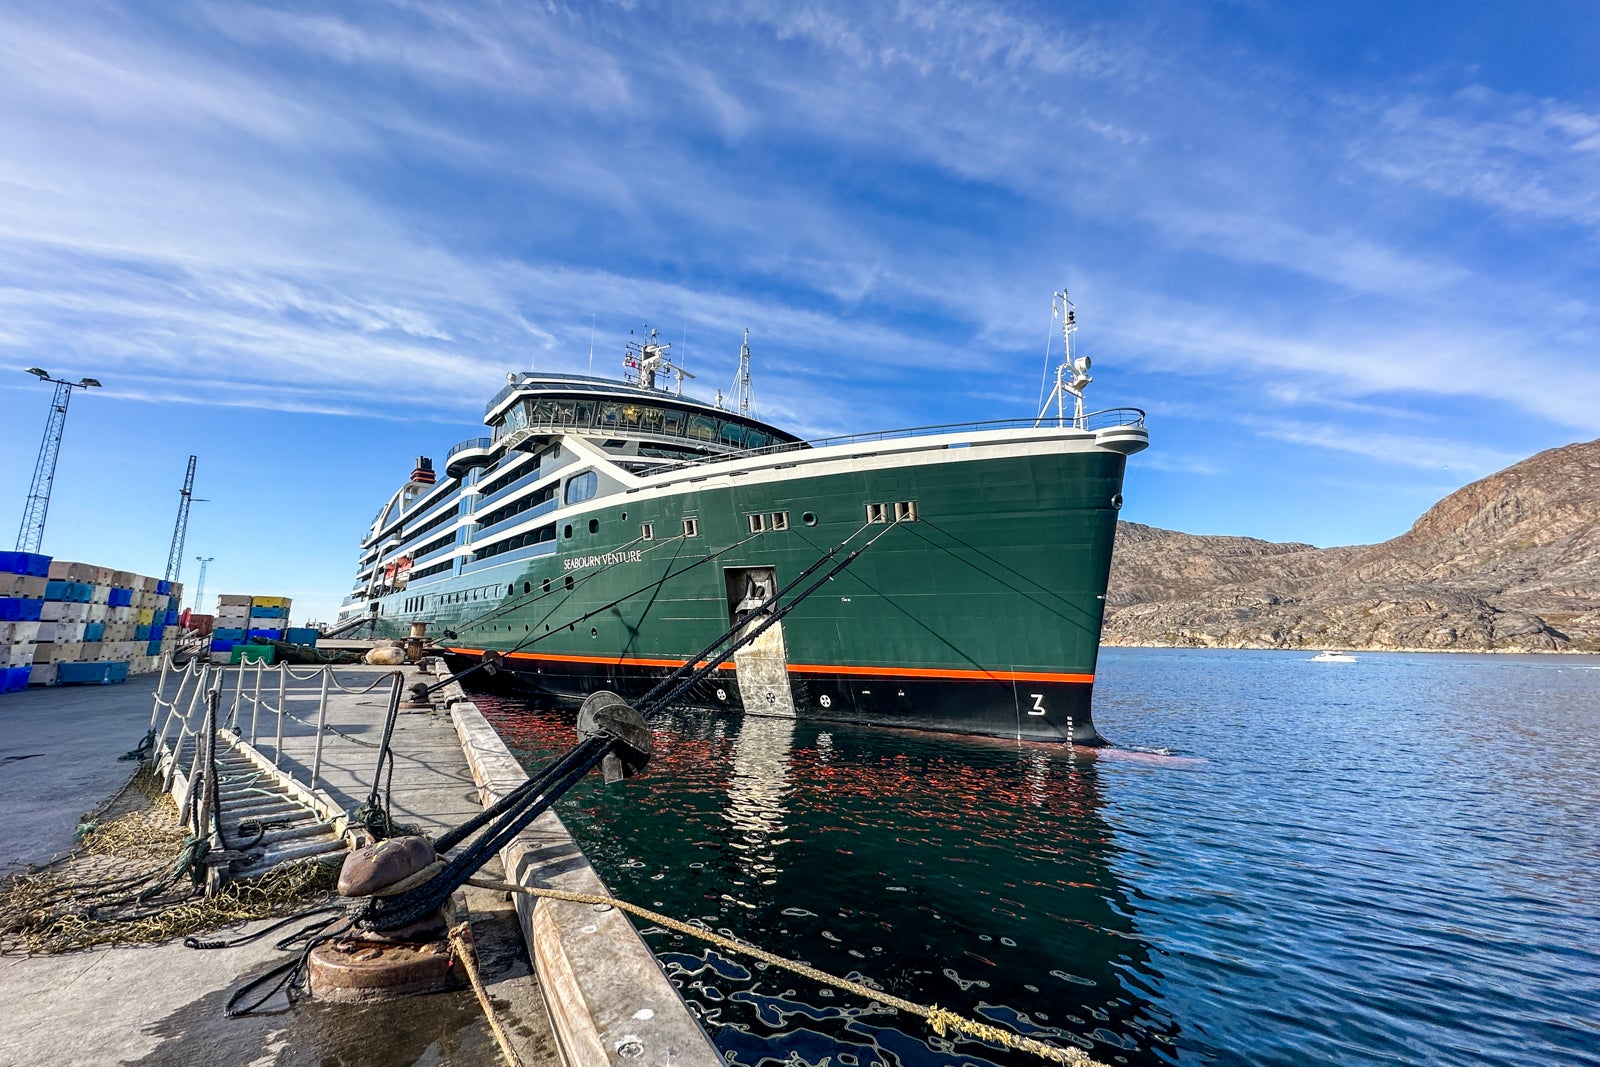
79 377 102 388
24 367 48 379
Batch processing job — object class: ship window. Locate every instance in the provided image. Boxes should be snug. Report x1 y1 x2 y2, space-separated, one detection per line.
893 500 918 522
588 518 599 534
770 511 789 531
565 471 598 505
542 578 550 593
683 517 700 538
660 408 686 436
563 524 573 539
507 584 515 597
866 503 888 524
688 415 717 442
572 400 596 426
719 421 747 448
747 513 766 533
523 581 531 594
802 512 817 526
564 576 574 590
641 522 654 541
746 429 771 449
597 402 622 428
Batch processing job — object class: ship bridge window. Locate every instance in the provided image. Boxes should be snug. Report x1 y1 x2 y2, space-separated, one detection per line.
719 422 747 448
661 409 686 436
688 415 717 442
564 471 598 505
745 429 771 449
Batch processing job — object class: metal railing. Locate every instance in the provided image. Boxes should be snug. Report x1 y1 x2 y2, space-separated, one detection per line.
447 436 494 459
149 654 402 795
635 408 1149 476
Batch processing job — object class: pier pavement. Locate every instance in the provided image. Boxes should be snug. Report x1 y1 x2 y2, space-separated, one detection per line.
0 665 559 1066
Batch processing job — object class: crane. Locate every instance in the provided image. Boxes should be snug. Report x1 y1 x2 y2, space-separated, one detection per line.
165 455 199 583
14 368 102 553
193 556 214 615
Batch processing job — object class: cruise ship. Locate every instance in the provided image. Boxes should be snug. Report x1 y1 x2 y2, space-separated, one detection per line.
338 296 1147 744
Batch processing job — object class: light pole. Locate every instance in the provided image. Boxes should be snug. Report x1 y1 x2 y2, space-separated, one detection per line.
193 556 215 615
15 368 102 553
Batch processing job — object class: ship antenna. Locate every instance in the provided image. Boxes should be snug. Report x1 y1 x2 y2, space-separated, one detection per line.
731 328 753 416
1035 288 1092 428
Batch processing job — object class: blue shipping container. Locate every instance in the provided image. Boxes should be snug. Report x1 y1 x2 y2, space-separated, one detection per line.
57 661 129 685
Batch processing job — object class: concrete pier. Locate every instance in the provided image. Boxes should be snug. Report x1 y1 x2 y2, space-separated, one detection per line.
0 663 692 1065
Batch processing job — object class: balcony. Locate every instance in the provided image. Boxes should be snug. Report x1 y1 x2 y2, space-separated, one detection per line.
445 437 495 479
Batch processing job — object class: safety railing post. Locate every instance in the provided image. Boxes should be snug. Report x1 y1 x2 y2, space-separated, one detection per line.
266 664 286 749
159 664 206 792
249 661 264 739
150 653 172 730
310 667 331 791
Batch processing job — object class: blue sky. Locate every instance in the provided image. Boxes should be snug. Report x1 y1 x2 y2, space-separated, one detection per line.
2 1 1598 624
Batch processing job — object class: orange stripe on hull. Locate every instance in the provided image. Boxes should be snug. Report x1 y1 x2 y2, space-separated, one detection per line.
443 648 1091 685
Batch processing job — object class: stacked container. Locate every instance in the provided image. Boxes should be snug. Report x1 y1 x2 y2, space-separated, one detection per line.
209 594 291 660
0 551 51 693
25 562 184 685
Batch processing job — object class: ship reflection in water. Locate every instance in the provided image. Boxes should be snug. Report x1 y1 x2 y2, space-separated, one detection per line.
481 698 1179 1066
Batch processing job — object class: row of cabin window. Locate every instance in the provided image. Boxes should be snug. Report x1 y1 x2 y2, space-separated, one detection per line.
499 398 780 450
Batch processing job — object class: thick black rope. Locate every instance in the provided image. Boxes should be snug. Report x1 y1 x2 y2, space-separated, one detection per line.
346 672 419 840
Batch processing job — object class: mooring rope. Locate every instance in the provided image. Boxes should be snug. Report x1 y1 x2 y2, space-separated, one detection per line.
465 876 1109 1067
449 921 524 1067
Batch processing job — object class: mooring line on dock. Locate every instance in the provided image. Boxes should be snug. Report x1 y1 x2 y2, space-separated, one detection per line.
465 876 1109 1067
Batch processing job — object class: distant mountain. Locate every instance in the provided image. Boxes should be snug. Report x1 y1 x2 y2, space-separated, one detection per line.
1104 438 1600 652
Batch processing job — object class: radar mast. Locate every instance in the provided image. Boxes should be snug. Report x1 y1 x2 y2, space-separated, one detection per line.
1036 288 1093 428
623 327 695 396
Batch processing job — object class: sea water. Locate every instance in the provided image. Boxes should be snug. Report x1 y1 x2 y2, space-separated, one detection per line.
477 648 1600 1066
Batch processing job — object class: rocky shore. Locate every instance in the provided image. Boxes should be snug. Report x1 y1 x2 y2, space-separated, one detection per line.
1104 438 1600 653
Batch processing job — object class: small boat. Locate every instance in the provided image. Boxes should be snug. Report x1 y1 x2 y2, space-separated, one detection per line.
1310 650 1358 663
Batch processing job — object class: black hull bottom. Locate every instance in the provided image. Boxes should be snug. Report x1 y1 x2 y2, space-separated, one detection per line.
441 652 1108 746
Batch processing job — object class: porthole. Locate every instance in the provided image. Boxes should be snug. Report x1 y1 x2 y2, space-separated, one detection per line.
507 583 515 597
590 627 598 638
524 624 529 631
588 518 599 534
1111 493 1124 509
802 512 817 526
523 581 531 594
564 576 574 590
563 524 573 539
621 511 627 520
542 578 551 593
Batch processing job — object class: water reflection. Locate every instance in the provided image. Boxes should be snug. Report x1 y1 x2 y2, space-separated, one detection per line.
480 698 1178 1066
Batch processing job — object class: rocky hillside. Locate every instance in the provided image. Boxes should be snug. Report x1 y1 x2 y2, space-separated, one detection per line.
1103 438 1600 652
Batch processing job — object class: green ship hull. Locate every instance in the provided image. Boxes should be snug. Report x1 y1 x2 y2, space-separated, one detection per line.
353 423 1139 744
